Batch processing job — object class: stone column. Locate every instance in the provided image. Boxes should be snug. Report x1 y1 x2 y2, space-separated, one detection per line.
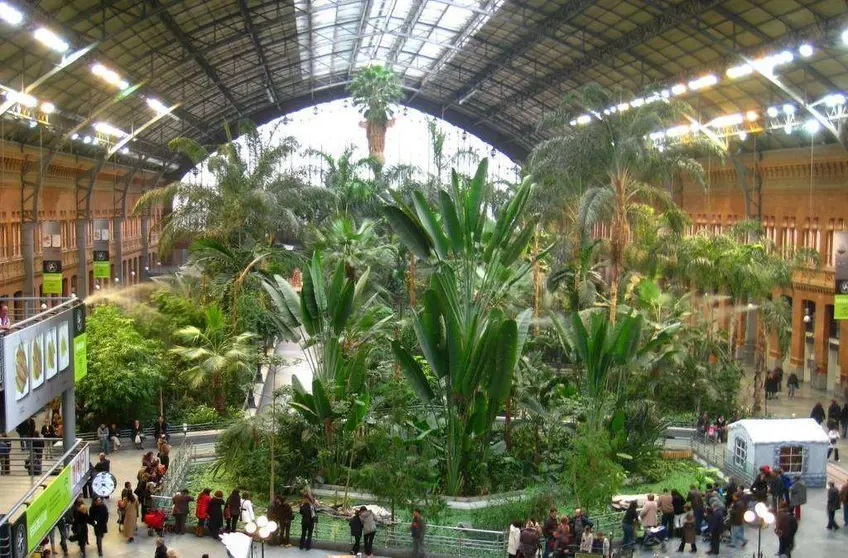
76 219 88 297
112 217 123 285
742 306 757 364
140 215 150 281
62 388 76 459
813 297 829 385
21 221 36 317
790 298 806 377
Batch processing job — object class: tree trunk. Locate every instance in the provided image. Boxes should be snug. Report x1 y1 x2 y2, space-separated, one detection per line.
532 231 541 335
214 373 225 415
504 395 512 451
608 174 629 325
753 311 766 415
408 253 416 306
365 120 387 164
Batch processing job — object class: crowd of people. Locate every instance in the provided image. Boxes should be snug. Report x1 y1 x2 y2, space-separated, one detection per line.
505 507 610 558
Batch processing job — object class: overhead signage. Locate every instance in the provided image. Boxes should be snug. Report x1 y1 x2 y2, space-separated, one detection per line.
92 219 110 279
72 304 87 383
1 304 84 433
41 221 63 295
835 232 848 320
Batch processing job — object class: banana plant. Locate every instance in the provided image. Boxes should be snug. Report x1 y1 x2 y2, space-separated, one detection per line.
385 158 540 495
262 251 391 481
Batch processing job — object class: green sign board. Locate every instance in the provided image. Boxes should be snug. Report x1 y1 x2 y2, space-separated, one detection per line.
836 295 848 320
42 272 63 295
74 333 87 382
26 465 72 553
93 260 110 279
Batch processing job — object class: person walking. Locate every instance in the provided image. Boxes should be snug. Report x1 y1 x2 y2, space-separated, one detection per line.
787 372 799 399
121 492 138 542
811 402 826 424
671 489 686 537
827 481 840 530
411 508 426 558
89 497 108 557
841 402 848 439
299 496 316 551
677 504 697 552
171 489 194 535
279 497 293 546
841 482 848 527
775 502 797 557
131 419 144 449
72 500 89 557
829 399 842 424
728 493 747 548
96 424 109 455
507 519 521 558
707 502 724 555
621 500 637 548
770 469 786 511
360 505 377 557
240 492 255 526
225 489 240 532
828 425 841 462
349 507 363 556
195 488 211 537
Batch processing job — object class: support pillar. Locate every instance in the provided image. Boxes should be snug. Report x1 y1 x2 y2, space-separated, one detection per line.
839 321 848 386
62 388 76 460
76 219 89 297
21 221 36 317
742 307 757 364
112 217 123 285
140 215 150 281
790 298 806 377
813 299 829 386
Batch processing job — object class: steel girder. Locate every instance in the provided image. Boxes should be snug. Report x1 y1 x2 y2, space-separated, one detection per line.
238 0 281 107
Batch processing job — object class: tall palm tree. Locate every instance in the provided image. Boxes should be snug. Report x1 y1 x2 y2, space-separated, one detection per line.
531 84 718 322
311 217 395 281
171 305 258 414
347 64 404 164
305 146 382 221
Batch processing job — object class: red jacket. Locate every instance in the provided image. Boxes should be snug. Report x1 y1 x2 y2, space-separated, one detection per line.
196 493 211 520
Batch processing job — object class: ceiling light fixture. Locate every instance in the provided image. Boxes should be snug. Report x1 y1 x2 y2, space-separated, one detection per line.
823 93 846 107
767 107 779 118
784 124 793 135
34 27 69 53
28 120 36 128
40 102 55 114
746 110 758 121
146 98 170 114
726 64 753 79
783 104 796 115
708 113 744 128
738 131 748 141
576 114 591 125
798 44 814 57
671 84 687 96
5 89 37 108
843 30 848 45
91 64 129 89
71 133 79 140
94 121 127 137
688 74 718 91
804 119 821 134
0 1 23 26
82 135 92 144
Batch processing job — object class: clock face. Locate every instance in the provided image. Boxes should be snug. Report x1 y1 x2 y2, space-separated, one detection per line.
13 523 26 558
92 472 117 497
838 280 848 294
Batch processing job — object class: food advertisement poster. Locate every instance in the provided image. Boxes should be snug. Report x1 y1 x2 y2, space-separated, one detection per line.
2 304 83 432
45 327 58 379
835 231 848 320
30 335 44 389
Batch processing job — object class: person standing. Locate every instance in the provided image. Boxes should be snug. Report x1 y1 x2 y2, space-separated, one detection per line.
671 489 686 537
279 497 293 546
171 489 194 535
349 507 363 556
41 421 56 460
775 502 797 557
541 507 557 558
728 494 747 548
360 506 377 557
787 372 799 399
827 481 840 530
841 482 848 528
206 490 225 539
72 499 89 557
811 402 826 424
96 424 109 455
578 526 594 553
677 504 697 553
154 416 169 442
518 523 539 558
828 425 841 462
154 538 168 558
240 492 255 526
225 489 240 533
195 488 211 537
829 399 842 425
0 433 10 475
639 494 659 529
89 496 108 557
299 496 315 551
410 508 426 558
789 475 806 521
687 484 704 533
770 469 786 511
131 419 144 449
621 500 637 548
120 492 138 542
707 502 724 554
507 519 521 558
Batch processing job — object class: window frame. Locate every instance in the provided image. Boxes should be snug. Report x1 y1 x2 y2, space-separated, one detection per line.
778 445 804 473
733 436 747 467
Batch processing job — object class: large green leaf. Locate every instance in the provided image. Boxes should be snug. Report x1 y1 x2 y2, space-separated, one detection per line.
412 191 449 260
392 340 434 404
327 261 346 315
309 252 327 313
466 159 488 239
488 318 518 407
300 266 319 335
331 281 355 335
312 378 332 420
383 205 432 259
413 290 447 379
344 345 368 395
438 190 464 255
501 222 535 267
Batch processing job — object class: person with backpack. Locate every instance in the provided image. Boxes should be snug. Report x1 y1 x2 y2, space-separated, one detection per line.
517 524 540 558
775 502 797 557
789 475 807 521
299 496 316 551
349 508 364 555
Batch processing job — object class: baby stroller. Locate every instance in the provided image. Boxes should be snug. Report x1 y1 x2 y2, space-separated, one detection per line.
640 526 667 550
144 509 167 536
700 518 732 544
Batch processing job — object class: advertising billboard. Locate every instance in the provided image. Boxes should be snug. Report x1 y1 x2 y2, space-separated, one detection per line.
1 304 85 433
41 221 63 295
836 231 848 320
92 219 110 279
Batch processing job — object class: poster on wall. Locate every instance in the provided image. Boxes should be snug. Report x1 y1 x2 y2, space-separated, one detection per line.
92 219 110 280
41 222 63 295
73 304 87 383
2 303 84 433
835 231 848 320
29 335 44 390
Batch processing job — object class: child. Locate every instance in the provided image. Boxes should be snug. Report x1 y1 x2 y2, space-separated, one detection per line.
594 531 611 557
677 504 697 553
579 525 594 553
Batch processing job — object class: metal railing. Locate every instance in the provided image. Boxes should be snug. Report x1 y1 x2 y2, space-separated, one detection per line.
0 297 81 331
0 439 88 556
0 437 70 480
76 421 235 443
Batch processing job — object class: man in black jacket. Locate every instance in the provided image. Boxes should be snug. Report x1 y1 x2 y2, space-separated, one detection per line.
89 497 109 557
154 537 167 558
706 503 724 555
299 497 315 550
541 508 557 558
826 481 840 530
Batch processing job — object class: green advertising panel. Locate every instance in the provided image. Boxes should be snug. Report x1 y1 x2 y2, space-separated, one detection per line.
42 272 63 295
836 295 848 320
93 260 110 279
73 333 87 382
26 466 72 553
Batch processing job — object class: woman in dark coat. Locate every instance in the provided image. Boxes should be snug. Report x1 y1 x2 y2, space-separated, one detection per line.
89 496 109 556
207 490 225 539
72 500 90 557
226 489 241 533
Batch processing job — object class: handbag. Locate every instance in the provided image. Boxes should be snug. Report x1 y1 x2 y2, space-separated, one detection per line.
224 506 232 520
134 434 141 444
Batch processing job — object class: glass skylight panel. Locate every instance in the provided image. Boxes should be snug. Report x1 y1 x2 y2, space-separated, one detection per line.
418 42 445 60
